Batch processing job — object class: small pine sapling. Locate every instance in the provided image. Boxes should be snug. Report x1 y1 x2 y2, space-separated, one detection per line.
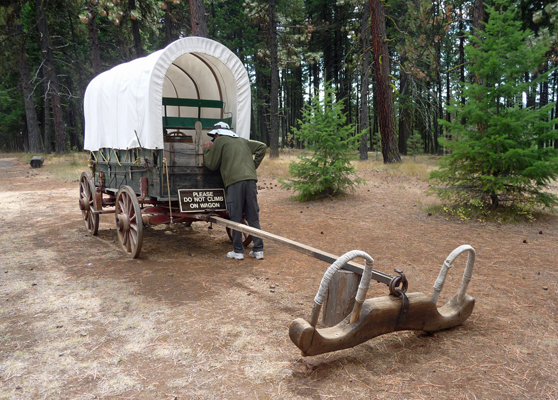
407 131 424 161
279 84 364 201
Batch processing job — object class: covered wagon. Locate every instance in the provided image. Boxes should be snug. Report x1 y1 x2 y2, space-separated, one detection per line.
79 37 252 257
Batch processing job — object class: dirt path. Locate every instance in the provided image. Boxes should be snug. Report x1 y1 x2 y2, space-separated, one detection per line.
1 156 557 399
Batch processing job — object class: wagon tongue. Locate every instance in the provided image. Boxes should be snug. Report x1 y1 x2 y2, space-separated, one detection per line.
203 216 477 357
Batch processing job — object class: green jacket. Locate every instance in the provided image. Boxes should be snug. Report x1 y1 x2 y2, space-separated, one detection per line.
204 136 267 188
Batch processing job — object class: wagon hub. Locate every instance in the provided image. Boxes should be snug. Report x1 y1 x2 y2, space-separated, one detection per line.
79 196 89 211
117 214 130 233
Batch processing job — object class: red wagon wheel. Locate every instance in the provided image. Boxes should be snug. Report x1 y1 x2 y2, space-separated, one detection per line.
226 217 253 247
115 186 143 258
79 171 99 235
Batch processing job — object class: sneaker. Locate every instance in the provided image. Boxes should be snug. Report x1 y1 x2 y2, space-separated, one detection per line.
249 251 264 260
226 251 244 260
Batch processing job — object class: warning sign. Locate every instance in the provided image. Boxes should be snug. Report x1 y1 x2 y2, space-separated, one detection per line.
178 189 227 213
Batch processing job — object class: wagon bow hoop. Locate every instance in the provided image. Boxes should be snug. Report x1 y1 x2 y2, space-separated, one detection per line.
431 245 476 305
309 250 375 328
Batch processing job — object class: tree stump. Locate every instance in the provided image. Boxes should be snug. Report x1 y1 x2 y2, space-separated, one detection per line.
322 270 361 327
30 156 44 168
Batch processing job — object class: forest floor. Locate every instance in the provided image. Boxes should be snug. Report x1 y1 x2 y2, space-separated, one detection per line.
0 154 557 400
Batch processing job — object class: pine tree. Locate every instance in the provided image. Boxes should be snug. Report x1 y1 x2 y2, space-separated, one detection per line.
279 84 364 201
430 0 558 209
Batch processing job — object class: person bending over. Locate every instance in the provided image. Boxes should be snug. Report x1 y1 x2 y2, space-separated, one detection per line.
203 122 267 260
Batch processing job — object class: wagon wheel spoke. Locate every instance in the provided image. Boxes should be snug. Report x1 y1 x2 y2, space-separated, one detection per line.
226 217 253 247
79 171 99 235
115 186 143 258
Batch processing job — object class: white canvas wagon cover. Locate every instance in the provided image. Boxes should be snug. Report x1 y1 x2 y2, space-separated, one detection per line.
84 37 251 151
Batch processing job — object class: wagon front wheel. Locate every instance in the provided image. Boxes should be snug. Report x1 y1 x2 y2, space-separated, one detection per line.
115 186 143 258
226 217 253 247
79 171 99 235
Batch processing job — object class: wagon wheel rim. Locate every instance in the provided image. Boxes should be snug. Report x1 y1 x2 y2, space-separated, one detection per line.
226 217 253 247
79 171 99 235
115 186 143 258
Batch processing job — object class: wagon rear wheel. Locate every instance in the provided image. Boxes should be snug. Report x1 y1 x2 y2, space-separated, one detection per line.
115 186 143 258
226 217 253 247
79 171 99 235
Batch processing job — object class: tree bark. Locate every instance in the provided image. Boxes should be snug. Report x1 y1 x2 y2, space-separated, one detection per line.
36 0 65 153
15 20 42 153
458 5 466 108
189 0 209 37
472 0 485 134
472 0 485 35
164 1 173 44
42 83 52 154
88 9 102 76
359 4 370 161
398 56 411 155
129 0 143 57
369 0 401 163
20 55 42 153
269 0 279 158
255 56 270 145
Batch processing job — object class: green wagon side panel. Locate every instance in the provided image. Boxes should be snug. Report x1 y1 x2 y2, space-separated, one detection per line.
162 98 224 108
90 148 225 201
162 116 233 130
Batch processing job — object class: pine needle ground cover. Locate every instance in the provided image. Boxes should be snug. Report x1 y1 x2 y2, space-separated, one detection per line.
1 154 557 399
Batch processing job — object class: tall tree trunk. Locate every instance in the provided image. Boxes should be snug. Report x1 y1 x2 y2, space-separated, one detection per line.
129 0 143 57
372 69 379 154
369 0 401 163
67 9 85 150
472 0 485 134
398 56 412 155
20 55 42 153
36 0 65 153
189 0 208 37
322 6 334 84
294 65 303 135
435 48 442 154
42 83 52 154
335 4 349 111
425 81 432 153
526 73 536 108
280 68 285 149
16 21 42 153
312 62 320 97
459 4 465 107
473 0 485 35
255 56 270 145
359 3 370 161
445 57 451 145
88 9 102 76
268 0 279 158
164 2 174 44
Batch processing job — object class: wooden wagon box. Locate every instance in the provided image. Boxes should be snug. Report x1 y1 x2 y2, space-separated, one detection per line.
80 37 252 258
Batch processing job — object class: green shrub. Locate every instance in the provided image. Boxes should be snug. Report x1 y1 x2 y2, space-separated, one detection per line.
279 84 364 201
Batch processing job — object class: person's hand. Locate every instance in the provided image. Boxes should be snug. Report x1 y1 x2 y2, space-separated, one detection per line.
204 141 213 148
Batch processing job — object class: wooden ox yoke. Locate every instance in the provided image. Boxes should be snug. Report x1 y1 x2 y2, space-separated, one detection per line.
289 245 476 357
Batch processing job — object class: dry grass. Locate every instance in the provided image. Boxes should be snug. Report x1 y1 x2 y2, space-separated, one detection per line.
0 152 89 183
258 150 438 183
2 149 438 184
354 154 438 181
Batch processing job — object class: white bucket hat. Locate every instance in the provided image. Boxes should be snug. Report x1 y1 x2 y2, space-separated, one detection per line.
208 121 238 138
